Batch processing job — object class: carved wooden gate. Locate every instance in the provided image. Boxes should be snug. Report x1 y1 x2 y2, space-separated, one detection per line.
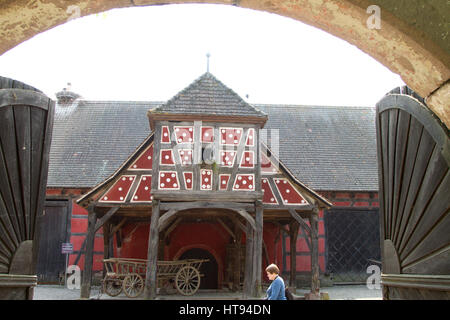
0 76 55 299
376 86 450 299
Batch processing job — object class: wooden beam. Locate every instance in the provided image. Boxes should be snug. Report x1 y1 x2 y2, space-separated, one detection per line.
253 200 263 297
212 126 220 191
289 221 300 289
159 201 254 211
147 113 267 131
94 207 119 232
262 240 270 267
115 228 122 248
236 209 256 232
243 222 254 299
158 209 178 232
152 190 263 202
254 127 262 204
217 218 235 241
230 216 246 234
272 221 289 236
150 123 161 196
274 228 282 266
158 207 256 233
144 200 160 300
158 238 165 260
192 120 201 191
167 122 187 191
309 212 320 295
288 208 312 235
80 207 96 299
102 222 111 279
233 223 242 292
92 200 313 211
163 217 182 241
227 127 250 192
109 218 127 239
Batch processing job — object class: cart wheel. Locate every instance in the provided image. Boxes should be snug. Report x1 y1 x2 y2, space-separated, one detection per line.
103 277 123 297
122 274 144 298
175 266 201 296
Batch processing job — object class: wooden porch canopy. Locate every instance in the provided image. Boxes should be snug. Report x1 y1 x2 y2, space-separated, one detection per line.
76 128 331 298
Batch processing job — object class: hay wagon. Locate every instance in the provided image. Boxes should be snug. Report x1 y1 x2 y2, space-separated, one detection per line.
102 258 208 298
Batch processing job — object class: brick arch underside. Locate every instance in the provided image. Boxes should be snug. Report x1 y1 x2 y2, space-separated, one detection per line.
0 0 448 128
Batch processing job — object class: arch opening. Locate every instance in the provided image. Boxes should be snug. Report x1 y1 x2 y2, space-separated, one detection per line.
178 247 219 290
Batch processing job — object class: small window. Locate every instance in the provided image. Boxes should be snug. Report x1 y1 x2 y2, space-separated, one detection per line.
202 145 215 164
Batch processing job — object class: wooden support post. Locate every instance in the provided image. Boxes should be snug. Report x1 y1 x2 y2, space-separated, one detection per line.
309 211 320 296
233 223 242 292
80 207 96 299
192 121 201 191
253 200 263 297
144 200 160 300
243 222 254 299
251 234 258 297
102 221 111 279
273 228 281 266
109 218 127 251
115 229 122 248
289 221 299 289
158 237 165 260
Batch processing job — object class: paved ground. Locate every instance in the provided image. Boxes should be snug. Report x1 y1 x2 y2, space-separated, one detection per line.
33 284 382 300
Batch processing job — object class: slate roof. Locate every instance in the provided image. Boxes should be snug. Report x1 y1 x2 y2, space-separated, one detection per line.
148 72 267 119
47 100 378 191
256 104 378 191
47 100 160 188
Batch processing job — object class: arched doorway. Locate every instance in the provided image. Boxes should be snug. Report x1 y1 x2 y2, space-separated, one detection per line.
179 248 218 289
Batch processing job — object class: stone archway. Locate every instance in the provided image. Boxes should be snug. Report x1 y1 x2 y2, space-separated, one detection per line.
0 1 448 128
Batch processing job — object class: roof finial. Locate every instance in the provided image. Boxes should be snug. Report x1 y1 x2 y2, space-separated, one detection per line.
206 52 211 73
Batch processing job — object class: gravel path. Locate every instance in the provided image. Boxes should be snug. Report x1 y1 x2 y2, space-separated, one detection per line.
33 284 382 300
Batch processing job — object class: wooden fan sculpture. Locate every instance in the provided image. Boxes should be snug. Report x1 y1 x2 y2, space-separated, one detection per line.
0 76 54 299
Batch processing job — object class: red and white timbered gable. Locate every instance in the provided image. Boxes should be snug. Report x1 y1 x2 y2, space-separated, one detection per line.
92 129 315 209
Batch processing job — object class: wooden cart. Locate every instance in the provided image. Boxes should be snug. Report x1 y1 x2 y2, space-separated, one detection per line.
102 258 208 298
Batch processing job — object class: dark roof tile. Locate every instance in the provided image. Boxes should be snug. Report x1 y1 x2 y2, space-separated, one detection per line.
149 72 267 118
255 104 378 191
48 101 378 191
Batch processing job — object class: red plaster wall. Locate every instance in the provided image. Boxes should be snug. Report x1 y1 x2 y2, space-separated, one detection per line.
166 222 231 287
118 223 150 259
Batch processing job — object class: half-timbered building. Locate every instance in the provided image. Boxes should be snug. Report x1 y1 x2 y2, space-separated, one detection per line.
43 72 382 298
73 72 331 298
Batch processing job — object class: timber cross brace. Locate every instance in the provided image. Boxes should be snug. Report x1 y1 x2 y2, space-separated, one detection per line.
142 200 264 299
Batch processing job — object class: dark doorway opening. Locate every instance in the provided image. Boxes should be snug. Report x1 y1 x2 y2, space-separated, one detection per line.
36 199 71 283
324 208 381 283
179 248 218 289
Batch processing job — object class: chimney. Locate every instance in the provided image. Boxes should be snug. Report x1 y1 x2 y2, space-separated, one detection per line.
55 82 81 105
